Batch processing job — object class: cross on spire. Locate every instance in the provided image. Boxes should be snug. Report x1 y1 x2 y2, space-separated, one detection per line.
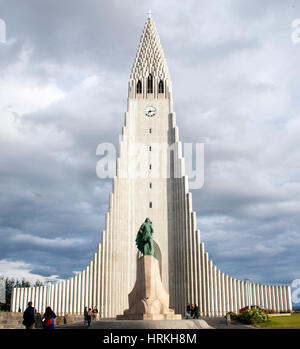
146 10 152 19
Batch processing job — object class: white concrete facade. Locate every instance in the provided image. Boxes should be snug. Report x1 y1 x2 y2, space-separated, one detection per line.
11 17 292 317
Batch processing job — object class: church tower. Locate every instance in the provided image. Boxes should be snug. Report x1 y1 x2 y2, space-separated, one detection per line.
100 13 189 316
11 15 292 318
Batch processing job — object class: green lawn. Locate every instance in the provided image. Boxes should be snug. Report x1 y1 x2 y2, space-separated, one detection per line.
255 314 300 329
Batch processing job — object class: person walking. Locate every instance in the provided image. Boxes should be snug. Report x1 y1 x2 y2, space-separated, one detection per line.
191 304 195 319
87 308 92 327
42 306 56 330
186 303 191 319
225 312 231 327
193 304 199 319
92 306 98 321
84 306 88 325
23 302 35 329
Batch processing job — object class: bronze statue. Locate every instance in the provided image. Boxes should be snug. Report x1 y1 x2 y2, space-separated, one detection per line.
136 218 154 256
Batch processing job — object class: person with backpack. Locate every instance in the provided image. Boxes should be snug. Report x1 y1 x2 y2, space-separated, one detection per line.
86 308 92 327
23 302 35 329
42 306 56 330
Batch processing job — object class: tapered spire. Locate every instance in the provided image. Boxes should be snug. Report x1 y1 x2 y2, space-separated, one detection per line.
129 16 172 98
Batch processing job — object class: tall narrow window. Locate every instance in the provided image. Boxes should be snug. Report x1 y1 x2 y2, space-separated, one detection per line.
158 80 164 93
149 128 152 134
149 146 152 151
136 80 142 94
149 183 152 189
149 202 152 208
149 164 152 170
147 74 153 93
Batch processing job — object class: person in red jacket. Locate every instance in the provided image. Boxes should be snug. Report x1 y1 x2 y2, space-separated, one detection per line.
42 306 56 329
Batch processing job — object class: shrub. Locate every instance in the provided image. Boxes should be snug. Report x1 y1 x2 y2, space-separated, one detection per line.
238 309 268 324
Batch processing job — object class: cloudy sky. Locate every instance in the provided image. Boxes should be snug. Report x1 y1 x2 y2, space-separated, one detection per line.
0 0 299 299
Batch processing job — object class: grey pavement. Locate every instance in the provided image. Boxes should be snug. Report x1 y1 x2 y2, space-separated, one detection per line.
58 317 254 329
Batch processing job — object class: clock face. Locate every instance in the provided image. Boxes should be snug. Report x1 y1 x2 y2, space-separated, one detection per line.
145 106 156 117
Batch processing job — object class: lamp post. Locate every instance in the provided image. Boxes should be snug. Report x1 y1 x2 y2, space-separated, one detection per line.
244 278 251 309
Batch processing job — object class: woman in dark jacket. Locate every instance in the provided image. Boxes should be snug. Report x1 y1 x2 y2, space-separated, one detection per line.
42 306 56 329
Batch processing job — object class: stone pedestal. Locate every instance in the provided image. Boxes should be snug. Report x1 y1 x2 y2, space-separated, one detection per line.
117 255 181 320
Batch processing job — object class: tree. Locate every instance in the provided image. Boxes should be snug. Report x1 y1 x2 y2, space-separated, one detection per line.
0 275 43 311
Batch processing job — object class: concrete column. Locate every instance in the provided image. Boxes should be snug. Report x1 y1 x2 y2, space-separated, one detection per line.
65 280 70 314
200 243 206 316
27 287 32 308
195 233 202 316
89 261 93 309
93 253 97 310
275 286 280 312
77 273 82 314
279 286 283 312
268 285 272 311
43 285 47 313
217 269 222 316
97 244 102 317
53 284 58 314
206 255 211 316
232 279 237 313
57 283 61 316
101 231 107 318
85 266 89 310
263 285 267 310
204 253 210 316
240 281 245 308
274 286 279 312
271 286 275 312
237 280 241 312
255 284 259 307
51 284 55 311
30 287 34 310
221 273 226 316
287 286 292 312
252 283 256 306
212 264 217 316
73 275 78 315
15 288 20 312
38 287 43 314
225 275 229 313
247 282 252 307
282 286 287 312
256 284 260 306
70 278 74 314
19 288 24 311
228 277 233 312
61 280 66 316
40 286 47 315
260 284 264 307
268 285 272 310
81 270 86 313
35 287 40 314
32 286 39 310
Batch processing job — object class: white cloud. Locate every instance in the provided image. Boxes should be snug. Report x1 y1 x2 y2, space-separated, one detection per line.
0 259 62 284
